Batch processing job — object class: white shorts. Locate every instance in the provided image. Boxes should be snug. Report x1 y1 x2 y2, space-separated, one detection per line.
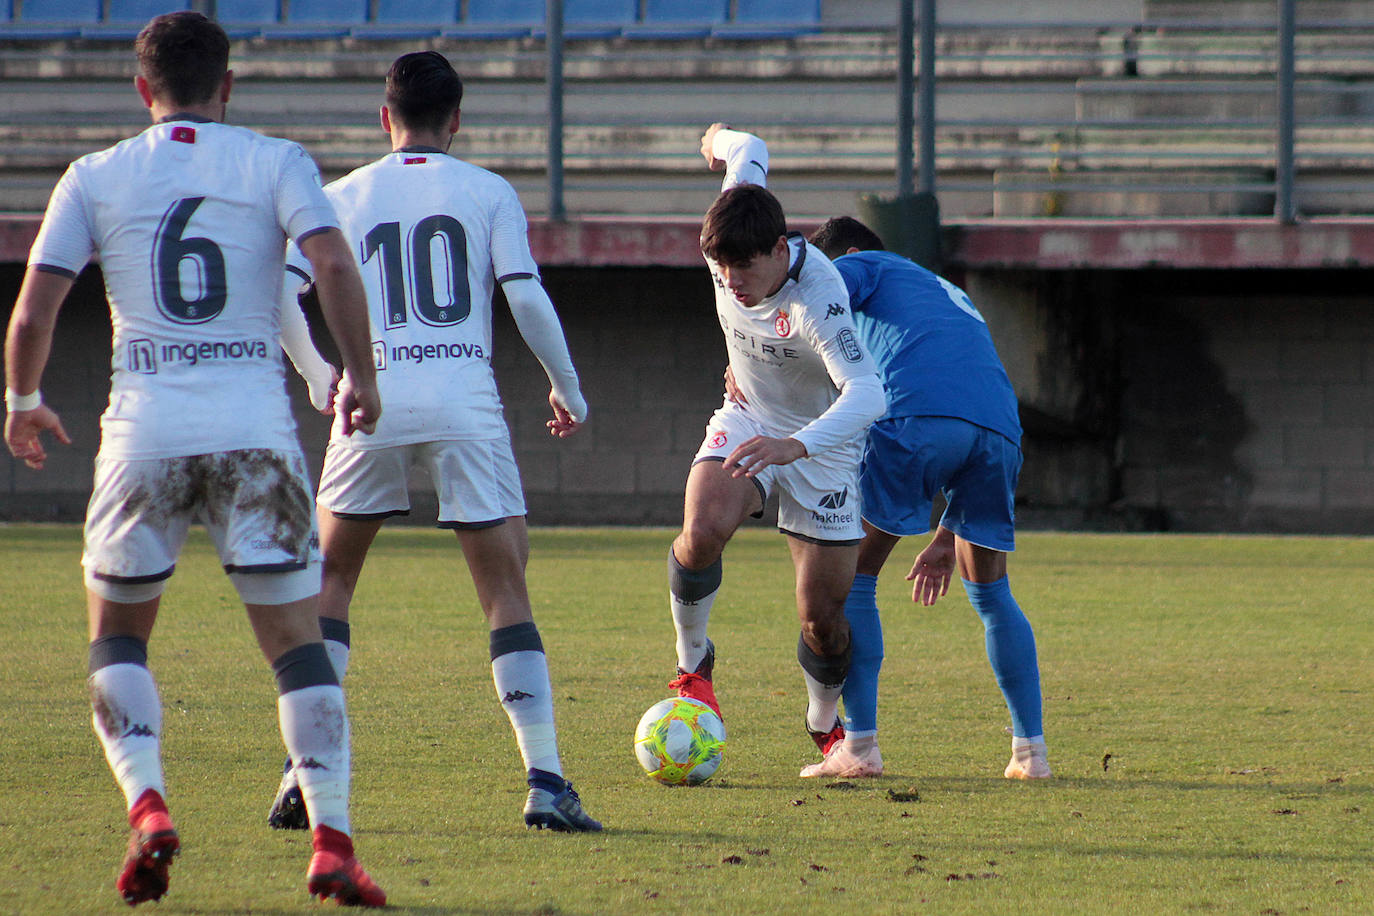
316 436 526 528
693 402 864 544
82 449 321 603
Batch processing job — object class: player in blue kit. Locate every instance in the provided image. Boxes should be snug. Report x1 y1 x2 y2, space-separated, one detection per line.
797 216 1050 780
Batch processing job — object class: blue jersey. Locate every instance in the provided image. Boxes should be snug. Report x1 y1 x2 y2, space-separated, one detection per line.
833 250 1021 444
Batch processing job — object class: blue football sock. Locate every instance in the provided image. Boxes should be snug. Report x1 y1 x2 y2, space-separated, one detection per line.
965 576 1043 738
840 574 883 735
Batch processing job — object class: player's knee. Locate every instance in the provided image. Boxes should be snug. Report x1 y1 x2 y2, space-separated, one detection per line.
674 521 730 569
799 616 850 658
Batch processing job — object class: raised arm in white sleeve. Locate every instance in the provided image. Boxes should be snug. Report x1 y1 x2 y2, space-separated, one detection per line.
501 276 587 423
790 373 886 457
713 128 770 191
278 270 337 412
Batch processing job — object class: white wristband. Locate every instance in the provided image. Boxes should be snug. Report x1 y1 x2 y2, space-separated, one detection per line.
5 388 42 412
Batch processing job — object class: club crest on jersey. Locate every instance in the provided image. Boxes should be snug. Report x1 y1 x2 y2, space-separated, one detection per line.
708 432 728 449
774 310 792 337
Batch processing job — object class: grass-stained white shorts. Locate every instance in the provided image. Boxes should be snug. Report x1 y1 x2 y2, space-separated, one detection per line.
693 401 864 545
317 436 526 529
83 448 321 603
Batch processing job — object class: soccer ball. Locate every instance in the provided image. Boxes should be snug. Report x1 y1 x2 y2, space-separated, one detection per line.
633 697 727 786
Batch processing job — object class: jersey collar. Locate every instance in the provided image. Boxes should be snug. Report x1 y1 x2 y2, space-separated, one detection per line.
395 145 448 155
157 113 215 124
785 231 807 283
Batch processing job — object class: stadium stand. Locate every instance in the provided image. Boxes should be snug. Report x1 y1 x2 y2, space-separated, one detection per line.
630 0 729 38
715 0 824 38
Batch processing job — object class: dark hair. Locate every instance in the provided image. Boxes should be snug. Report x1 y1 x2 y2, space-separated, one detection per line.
807 216 886 259
700 184 787 265
386 51 464 134
135 12 230 108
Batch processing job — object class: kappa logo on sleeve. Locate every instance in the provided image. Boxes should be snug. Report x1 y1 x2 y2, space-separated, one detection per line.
824 302 847 318
835 327 864 362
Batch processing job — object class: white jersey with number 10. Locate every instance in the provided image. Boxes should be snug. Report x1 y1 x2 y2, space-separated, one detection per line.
290 151 540 449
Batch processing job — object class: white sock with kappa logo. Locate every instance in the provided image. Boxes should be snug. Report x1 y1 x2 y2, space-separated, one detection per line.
492 649 562 777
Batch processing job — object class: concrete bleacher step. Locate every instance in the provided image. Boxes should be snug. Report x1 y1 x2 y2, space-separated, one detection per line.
1076 77 1374 121
1144 0 1374 22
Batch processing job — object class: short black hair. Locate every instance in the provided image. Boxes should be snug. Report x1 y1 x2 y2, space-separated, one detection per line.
807 216 886 259
386 51 464 134
135 12 229 108
700 184 787 265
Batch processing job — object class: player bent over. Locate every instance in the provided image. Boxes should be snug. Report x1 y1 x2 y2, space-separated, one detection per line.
3 13 385 906
273 51 600 833
799 216 1049 780
667 126 885 765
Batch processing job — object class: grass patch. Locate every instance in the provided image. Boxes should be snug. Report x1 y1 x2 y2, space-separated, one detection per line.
0 525 1369 913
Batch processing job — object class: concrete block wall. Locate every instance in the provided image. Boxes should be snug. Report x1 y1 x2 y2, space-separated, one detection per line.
8 261 1374 534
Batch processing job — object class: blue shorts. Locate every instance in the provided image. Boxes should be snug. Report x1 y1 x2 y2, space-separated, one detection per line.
859 416 1021 552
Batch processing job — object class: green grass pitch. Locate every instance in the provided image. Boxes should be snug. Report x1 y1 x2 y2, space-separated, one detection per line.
0 524 1370 914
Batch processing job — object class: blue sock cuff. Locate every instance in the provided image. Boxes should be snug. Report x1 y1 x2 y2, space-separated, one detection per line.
849 573 878 598
963 576 1011 604
490 621 544 660
89 634 148 674
272 642 339 694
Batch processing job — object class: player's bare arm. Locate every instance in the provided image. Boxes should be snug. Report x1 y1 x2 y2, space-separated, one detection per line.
4 268 74 468
906 526 956 606
299 228 380 435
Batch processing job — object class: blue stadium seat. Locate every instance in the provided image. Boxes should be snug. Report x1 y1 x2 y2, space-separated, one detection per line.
1 0 95 36
18 0 99 21
449 0 539 37
352 0 453 38
276 0 364 36
715 0 822 38
215 0 278 28
630 0 727 38
565 0 635 36
106 0 190 22
735 0 821 23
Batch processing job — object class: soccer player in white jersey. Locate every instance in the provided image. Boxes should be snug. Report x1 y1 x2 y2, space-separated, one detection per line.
270 51 600 833
665 123 886 766
1 12 386 907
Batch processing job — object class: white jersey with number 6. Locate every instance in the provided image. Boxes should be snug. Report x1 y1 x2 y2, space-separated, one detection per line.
27 118 339 461
289 150 540 449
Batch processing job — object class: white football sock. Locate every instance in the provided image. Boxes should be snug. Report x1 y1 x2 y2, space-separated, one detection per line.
803 669 844 734
89 663 166 808
278 684 351 834
492 649 562 776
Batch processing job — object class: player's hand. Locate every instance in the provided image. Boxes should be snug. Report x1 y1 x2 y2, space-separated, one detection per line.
336 370 380 436
722 434 806 478
547 389 586 438
700 123 730 170
4 404 71 470
906 534 956 606
723 365 748 405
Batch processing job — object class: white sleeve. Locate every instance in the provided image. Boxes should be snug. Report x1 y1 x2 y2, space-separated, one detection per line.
713 128 770 191
278 266 336 411
501 276 587 422
790 373 885 457
28 164 95 277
